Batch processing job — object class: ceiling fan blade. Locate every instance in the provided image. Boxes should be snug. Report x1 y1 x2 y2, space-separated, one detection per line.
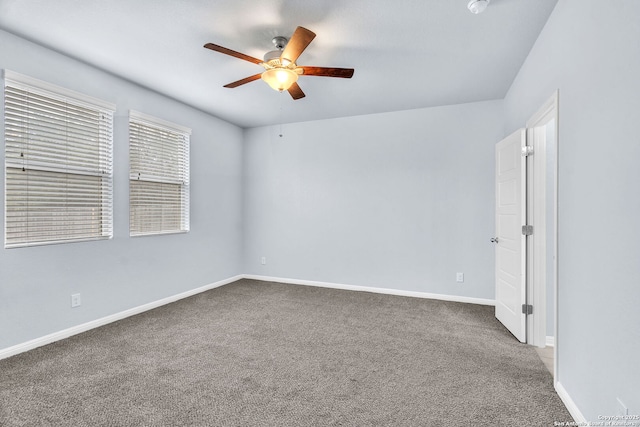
287 82 306 100
300 66 355 78
281 27 316 65
223 74 263 88
204 43 263 65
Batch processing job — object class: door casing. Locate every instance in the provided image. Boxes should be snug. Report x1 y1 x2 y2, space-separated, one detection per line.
525 91 559 379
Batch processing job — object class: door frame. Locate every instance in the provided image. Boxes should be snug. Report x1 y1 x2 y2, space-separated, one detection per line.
525 91 559 380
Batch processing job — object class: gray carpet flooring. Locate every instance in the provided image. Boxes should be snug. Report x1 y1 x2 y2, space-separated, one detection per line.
0 279 571 426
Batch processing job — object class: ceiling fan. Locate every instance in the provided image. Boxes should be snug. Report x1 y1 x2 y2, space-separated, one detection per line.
204 26 354 100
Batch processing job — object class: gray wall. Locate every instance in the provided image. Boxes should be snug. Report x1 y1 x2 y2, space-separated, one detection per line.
243 101 503 299
0 30 245 350
504 0 640 418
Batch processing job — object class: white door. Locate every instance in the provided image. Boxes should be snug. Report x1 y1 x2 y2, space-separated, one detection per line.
494 129 527 342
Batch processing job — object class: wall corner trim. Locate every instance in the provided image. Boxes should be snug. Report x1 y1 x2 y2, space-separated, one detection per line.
242 274 496 306
555 381 587 424
0 274 244 361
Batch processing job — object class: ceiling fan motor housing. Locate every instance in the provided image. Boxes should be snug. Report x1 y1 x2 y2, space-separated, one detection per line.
263 50 283 65
264 36 290 66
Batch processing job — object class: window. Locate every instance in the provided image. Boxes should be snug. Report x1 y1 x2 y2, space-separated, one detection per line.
4 71 115 248
129 111 190 236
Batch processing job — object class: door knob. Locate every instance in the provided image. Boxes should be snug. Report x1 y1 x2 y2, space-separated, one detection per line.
490 237 499 243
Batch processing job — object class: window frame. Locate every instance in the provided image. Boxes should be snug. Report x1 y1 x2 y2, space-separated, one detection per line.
3 70 115 248
128 110 190 237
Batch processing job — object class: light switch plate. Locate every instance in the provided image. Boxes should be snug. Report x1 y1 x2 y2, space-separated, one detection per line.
71 293 81 308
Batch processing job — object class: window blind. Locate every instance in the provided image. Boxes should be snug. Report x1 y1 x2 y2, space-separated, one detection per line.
129 111 190 236
4 71 115 248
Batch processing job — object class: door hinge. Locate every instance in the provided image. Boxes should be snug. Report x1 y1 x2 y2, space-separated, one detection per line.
522 304 533 315
522 225 533 236
522 145 534 156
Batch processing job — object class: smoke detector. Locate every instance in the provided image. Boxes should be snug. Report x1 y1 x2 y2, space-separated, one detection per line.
468 0 489 14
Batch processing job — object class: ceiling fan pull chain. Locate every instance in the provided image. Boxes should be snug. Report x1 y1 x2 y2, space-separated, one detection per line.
279 93 284 138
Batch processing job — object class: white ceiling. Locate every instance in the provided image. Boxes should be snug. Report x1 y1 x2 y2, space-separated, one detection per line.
0 0 558 128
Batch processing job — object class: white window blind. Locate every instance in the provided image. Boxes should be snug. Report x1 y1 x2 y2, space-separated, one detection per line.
4 70 115 248
129 111 190 236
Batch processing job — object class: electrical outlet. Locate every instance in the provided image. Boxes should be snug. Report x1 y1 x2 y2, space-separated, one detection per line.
456 272 464 283
71 293 81 308
261 257 266 265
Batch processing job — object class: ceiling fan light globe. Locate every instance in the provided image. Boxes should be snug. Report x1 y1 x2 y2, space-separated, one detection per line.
468 0 489 14
262 68 298 92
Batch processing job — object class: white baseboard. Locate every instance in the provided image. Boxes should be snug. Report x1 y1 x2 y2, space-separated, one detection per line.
0 274 243 361
546 336 555 347
0 274 494 361
555 381 587 424
242 274 496 306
